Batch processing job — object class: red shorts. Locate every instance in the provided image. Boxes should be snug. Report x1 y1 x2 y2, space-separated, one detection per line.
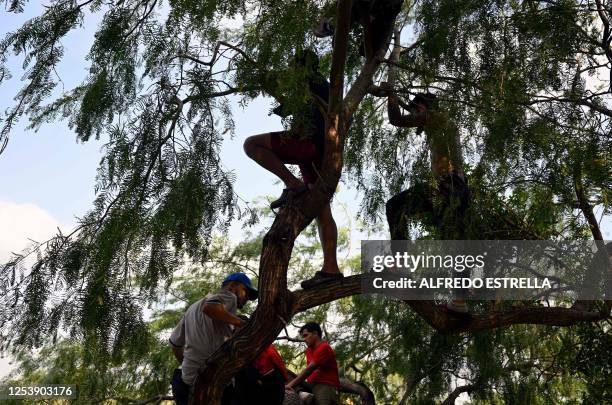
270 131 322 185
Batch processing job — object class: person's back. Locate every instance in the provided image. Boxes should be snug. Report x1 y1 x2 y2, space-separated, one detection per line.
423 110 465 180
172 290 237 385
249 344 288 405
169 273 258 405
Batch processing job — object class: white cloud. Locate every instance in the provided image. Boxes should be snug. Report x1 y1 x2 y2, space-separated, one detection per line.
0 200 68 262
0 200 68 380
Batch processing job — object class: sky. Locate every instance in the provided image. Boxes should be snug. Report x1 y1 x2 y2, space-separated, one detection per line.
0 2 611 395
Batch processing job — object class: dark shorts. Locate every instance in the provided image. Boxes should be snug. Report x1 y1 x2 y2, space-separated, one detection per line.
270 131 322 185
386 172 471 240
171 368 190 405
171 368 238 405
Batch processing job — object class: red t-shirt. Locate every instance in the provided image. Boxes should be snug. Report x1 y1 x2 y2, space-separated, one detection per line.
305 341 340 389
253 345 289 381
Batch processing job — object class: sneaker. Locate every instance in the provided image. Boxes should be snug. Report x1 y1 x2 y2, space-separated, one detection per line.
270 185 309 210
301 271 344 289
313 17 334 38
439 302 471 320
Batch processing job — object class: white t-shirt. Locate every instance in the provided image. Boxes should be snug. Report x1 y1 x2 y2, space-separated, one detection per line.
169 289 237 385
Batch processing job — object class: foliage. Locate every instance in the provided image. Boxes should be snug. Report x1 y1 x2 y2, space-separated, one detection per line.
0 0 611 403
3 227 610 403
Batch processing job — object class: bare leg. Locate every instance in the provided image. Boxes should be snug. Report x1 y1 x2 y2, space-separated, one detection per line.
317 203 341 275
243 133 303 188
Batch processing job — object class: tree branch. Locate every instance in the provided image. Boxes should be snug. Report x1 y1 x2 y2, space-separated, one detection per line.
343 22 395 121
129 395 173 405
441 384 477 405
291 274 611 332
339 377 376 405
218 41 255 65
573 171 604 241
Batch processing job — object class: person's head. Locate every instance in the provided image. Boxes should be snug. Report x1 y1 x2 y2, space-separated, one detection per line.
290 49 320 74
222 272 258 309
409 92 437 114
299 322 323 348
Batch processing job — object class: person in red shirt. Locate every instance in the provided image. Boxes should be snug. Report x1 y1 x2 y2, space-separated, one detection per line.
286 322 340 405
251 344 289 405
230 315 288 405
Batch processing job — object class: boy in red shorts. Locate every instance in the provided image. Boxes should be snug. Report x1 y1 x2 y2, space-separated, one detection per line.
243 50 342 289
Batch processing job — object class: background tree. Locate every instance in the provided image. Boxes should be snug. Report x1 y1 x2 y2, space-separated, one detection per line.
0 0 610 403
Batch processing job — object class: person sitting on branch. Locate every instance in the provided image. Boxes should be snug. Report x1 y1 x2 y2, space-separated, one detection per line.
243 50 343 289
286 322 340 405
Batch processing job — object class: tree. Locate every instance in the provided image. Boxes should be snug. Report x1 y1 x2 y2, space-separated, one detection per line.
0 0 610 403
3 228 610 403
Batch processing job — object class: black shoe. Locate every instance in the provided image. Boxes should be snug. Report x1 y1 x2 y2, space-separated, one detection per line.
270 185 308 210
438 303 472 320
301 271 344 289
313 17 334 38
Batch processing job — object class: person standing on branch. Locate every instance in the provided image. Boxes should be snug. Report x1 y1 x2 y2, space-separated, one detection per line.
314 0 404 60
370 32 472 317
243 50 343 289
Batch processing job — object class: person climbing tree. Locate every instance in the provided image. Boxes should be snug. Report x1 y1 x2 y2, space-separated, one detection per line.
391 89 470 316
169 273 258 405
381 89 470 317
314 0 404 59
243 50 343 289
229 315 288 405
364 25 472 317
384 88 470 236
370 82 472 317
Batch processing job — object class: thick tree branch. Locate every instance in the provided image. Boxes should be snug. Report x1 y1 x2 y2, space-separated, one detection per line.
292 274 363 313
441 384 477 405
130 394 174 405
406 301 610 333
291 274 611 332
328 0 353 115
573 172 604 241
343 22 395 121
286 370 376 404
339 377 376 405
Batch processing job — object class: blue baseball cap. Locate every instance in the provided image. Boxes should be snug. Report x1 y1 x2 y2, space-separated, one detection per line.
222 272 258 300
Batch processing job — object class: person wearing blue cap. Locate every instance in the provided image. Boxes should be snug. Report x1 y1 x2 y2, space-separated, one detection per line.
169 272 258 405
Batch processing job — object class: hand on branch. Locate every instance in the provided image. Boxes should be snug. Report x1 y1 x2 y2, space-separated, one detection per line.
368 81 394 97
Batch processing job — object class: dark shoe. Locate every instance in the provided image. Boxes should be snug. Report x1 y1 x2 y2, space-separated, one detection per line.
270 185 308 210
313 17 334 38
438 302 472 320
301 271 344 289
